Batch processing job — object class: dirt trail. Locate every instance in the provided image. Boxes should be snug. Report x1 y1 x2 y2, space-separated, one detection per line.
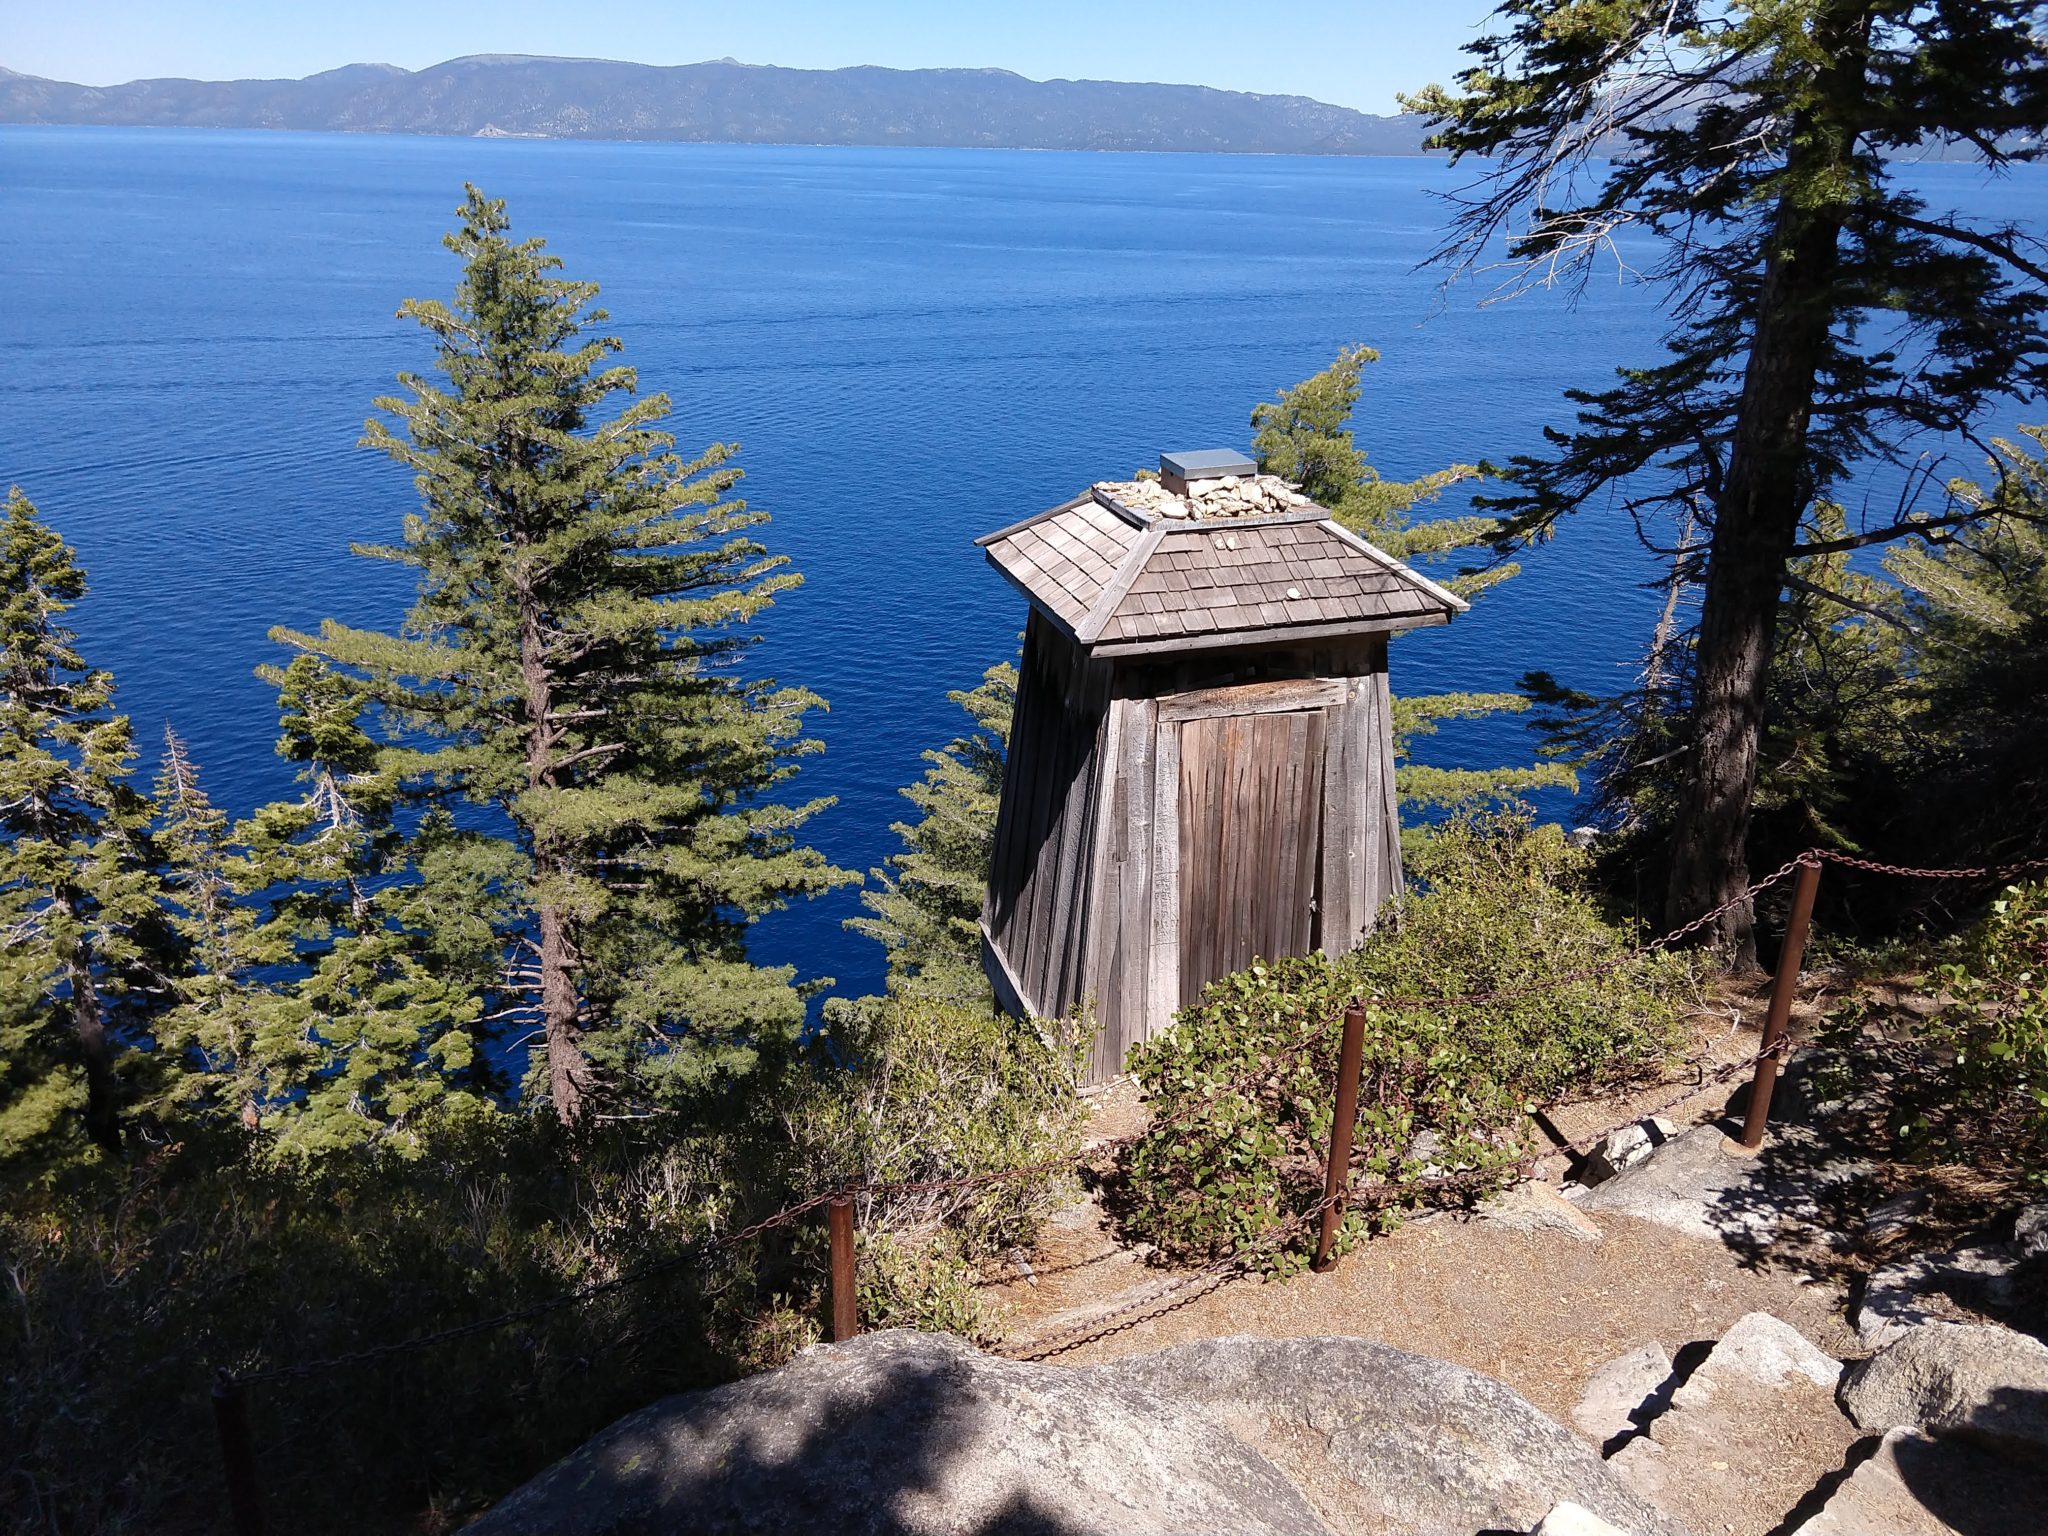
984 995 1864 1424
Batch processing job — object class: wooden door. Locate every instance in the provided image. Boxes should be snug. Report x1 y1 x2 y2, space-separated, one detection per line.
1175 709 1326 1006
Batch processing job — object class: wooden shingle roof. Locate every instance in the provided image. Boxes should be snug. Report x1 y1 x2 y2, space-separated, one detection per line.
977 484 1467 657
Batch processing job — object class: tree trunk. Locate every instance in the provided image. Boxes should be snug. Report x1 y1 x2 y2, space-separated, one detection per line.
67 949 121 1153
1663 12 1865 963
536 898 592 1127
519 594 593 1130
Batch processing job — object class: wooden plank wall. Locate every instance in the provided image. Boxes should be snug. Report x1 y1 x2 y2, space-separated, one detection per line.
993 627 1406 1086
1175 710 1328 1004
1363 647 1404 930
1081 693 1154 1082
982 610 1112 1022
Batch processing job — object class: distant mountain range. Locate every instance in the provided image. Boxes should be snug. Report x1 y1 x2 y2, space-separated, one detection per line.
0 55 1434 155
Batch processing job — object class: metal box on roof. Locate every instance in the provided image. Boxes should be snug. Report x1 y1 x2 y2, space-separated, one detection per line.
1159 447 1258 496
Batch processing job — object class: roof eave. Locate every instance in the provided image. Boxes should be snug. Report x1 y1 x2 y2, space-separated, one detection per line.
973 491 1094 549
981 551 1088 644
1086 609 1454 659
1319 521 1472 616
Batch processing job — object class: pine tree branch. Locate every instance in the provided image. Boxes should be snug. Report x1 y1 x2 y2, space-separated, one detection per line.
1783 574 1920 634
1796 505 2047 556
548 741 626 773
1869 207 2048 286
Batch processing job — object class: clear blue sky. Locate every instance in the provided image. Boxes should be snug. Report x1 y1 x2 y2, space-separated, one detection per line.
0 2 1502 113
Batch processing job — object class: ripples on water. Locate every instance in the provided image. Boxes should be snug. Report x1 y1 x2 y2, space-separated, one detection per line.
1 128 2037 1001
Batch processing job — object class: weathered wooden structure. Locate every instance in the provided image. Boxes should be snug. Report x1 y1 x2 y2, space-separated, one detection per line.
977 450 1466 1083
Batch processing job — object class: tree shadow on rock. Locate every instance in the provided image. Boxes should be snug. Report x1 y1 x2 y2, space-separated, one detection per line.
1886 1388 2048 1536
1688 1058 2040 1343
466 1330 1321 1536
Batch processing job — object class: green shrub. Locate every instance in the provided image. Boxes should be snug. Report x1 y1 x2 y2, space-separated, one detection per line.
1826 880 2048 1186
1121 816 1695 1269
804 993 1087 1331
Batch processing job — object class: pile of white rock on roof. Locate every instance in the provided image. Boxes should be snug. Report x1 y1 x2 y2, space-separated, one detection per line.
1094 473 1316 521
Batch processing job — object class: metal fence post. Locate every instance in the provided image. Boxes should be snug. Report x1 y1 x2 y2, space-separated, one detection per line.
211 1374 267 1536
1313 1003 1369 1272
828 1193 858 1342
1740 855 1823 1149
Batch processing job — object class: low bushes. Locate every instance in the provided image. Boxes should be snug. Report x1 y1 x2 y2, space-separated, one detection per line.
1823 880 2048 1188
804 994 1088 1341
0 995 1083 1535
1120 817 1696 1269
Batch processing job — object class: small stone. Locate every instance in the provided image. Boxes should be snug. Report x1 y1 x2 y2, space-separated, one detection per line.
1486 1180 1604 1246
1579 1119 1677 1187
2015 1203 2048 1266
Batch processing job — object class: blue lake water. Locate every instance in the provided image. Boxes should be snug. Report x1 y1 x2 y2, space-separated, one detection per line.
2 127 2041 1003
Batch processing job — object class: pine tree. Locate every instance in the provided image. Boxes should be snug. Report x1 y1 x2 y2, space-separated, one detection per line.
151 724 269 1127
0 488 158 1157
1405 2 2048 960
1530 428 2048 915
275 188 849 1130
1251 348 1576 818
846 662 1015 1002
1251 343 1504 592
249 657 491 1155
1884 430 2048 866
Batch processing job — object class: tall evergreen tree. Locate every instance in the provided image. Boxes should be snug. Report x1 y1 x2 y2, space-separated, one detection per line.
1889 429 2048 866
149 664 485 1153
1530 428 2048 923
150 724 268 1127
1406 2 2048 960
0 488 157 1156
275 188 848 1130
846 662 1014 1003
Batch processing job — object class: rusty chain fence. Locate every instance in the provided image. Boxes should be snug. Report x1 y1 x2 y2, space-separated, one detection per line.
207 845 2048 1535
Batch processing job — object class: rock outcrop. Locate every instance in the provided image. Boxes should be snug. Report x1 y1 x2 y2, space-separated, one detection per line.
466 1315 2048 1536
1088 1336 1682 1536
469 1330 1327 1536
468 1330 1685 1536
